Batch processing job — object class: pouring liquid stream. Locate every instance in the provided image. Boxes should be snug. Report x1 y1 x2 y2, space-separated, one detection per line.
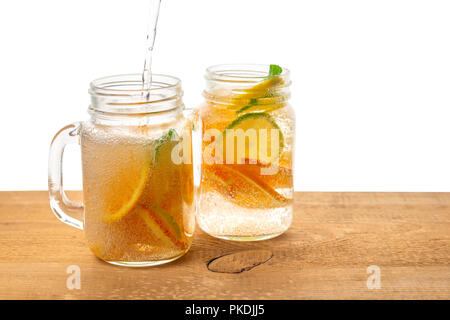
142 0 162 99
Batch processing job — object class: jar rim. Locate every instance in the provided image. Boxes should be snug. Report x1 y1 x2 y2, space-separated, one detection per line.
89 73 181 95
203 64 291 105
205 64 290 83
89 73 183 115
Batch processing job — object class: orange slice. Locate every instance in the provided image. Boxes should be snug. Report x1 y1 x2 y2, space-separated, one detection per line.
81 132 151 224
203 164 290 209
85 145 151 223
227 162 293 189
101 160 149 222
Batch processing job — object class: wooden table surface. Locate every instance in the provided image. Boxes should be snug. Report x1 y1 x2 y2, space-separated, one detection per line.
0 191 449 300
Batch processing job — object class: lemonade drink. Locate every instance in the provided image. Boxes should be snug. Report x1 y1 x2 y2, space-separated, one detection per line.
197 64 295 241
48 74 194 267
82 121 194 265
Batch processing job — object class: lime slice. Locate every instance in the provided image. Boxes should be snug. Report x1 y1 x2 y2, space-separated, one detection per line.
136 205 186 250
149 204 182 240
138 129 187 247
154 129 179 163
219 113 284 164
236 102 286 115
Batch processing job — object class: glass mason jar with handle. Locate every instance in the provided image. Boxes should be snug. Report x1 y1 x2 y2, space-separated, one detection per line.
197 64 295 241
48 74 195 267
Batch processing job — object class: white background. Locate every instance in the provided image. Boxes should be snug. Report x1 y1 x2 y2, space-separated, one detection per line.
0 0 449 191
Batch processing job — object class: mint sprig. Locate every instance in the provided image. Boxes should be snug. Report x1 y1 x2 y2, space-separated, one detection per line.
269 64 283 76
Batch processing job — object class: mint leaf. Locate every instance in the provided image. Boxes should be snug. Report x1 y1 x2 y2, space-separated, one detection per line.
269 64 282 76
167 128 177 139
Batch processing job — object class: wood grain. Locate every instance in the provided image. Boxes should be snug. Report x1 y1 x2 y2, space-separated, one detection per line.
0 191 449 299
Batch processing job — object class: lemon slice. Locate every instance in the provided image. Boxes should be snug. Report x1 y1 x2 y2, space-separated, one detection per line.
230 77 284 109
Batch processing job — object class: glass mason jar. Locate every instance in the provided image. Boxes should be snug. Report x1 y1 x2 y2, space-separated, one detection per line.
48 74 195 267
197 64 295 241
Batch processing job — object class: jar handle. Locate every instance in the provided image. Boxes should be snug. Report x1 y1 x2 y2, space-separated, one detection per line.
48 122 84 230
